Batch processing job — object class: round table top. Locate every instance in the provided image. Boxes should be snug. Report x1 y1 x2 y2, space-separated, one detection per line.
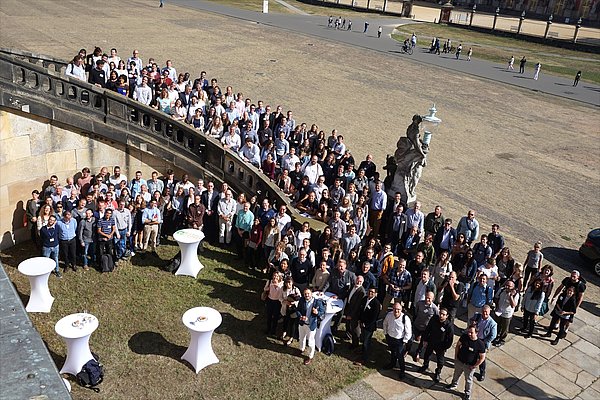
18 257 56 276
55 313 99 339
313 291 344 313
182 307 222 332
173 229 205 244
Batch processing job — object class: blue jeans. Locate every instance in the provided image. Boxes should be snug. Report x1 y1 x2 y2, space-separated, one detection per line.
116 229 127 258
83 242 95 266
42 245 60 272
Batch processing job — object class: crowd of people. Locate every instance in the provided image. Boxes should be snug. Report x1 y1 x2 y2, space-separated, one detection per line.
35 46 588 399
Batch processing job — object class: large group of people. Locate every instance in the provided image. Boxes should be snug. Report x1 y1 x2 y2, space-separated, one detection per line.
32 46 587 399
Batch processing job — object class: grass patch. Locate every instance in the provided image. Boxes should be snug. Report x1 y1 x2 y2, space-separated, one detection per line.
2 240 383 400
393 23 600 84
202 0 381 18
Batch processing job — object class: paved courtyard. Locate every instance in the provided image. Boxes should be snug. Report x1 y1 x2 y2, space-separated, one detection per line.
1 0 599 399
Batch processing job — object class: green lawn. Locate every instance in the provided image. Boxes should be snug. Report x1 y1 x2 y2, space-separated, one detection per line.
393 23 600 84
2 240 383 400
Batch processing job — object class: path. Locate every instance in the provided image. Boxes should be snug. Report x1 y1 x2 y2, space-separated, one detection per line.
172 0 600 107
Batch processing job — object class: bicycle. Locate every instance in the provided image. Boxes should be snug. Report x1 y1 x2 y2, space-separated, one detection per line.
400 45 413 55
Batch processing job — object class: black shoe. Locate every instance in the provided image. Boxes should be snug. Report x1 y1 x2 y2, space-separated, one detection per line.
476 372 485 382
463 393 471 400
524 334 531 339
433 372 440 383
446 382 458 390
544 332 552 338
382 363 395 370
54 270 62 278
398 371 405 379
551 338 559 345
417 365 427 373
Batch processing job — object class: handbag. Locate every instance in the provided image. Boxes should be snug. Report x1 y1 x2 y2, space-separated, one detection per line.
260 288 269 301
248 241 258 249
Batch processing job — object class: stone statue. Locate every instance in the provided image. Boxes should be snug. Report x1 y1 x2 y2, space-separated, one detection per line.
389 114 428 204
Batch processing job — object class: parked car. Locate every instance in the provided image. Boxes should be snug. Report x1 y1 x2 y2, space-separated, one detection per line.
579 228 600 276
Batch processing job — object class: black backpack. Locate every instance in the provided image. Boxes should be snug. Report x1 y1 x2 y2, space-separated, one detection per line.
321 333 335 356
76 354 104 393
101 254 114 273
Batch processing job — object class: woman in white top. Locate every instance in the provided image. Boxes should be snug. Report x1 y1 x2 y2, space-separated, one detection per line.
65 55 86 81
171 98 187 121
208 116 223 139
294 221 311 249
263 271 283 335
263 218 281 260
432 250 453 300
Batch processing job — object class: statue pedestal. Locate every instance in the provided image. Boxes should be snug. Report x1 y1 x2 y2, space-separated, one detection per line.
387 168 420 206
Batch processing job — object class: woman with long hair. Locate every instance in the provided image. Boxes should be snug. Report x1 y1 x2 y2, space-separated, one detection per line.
521 279 545 338
172 98 187 122
153 88 171 114
280 277 301 345
106 70 119 92
263 217 281 262
451 233 469 266
496 247 515 285
208 113 223 139
132 195 147 251
37 204 53 233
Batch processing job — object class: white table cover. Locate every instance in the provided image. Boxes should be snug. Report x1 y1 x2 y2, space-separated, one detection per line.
173 229 205 278
18 257 56 313
181 307 222 373
313 291 344 351
54 313 99 375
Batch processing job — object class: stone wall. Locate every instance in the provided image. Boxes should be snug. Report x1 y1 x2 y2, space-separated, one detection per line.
0 109 186 250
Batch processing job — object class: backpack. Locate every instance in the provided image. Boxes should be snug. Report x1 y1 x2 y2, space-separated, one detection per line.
76 354 104 393
321 333 335 356
101 254 114 273
467 282 492 306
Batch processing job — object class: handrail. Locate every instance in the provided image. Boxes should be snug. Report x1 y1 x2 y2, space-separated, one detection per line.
0 49 324 230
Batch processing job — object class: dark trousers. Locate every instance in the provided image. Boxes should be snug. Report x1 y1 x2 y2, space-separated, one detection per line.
494 314 512 342
360 328 375 363
59 238 77 268
245 246 260 268
98 239 115 261
523 267 537 288
386 335 406 372
265 298 281 334
283 310 298 339
347 317 360 347
422 344 447 373
412 327 426 357
547 315 570 340
522 309 536 335
480 357 487 375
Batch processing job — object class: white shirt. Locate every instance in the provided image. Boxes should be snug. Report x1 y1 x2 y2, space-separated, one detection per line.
303 162 323 185
383 312 412 342
65 63 86 81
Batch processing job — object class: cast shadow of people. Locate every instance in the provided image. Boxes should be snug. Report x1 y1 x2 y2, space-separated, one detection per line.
128 331 192 371
496 376 568 399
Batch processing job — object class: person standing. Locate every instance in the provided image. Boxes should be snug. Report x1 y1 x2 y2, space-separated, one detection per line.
418 307 454 383
377 26 382 38
296 287 325 365
507 56 515 71
26 190 41 246
113 200 132 260
545 286 577 345
469 305 497 382
382 301 412 379
344 275 366 348
354 287 381 366
411 291 439 363
573 71 582 86
364 21 369 33
521 279 545 338
492 280 519 347
142 199 161 253
519 56 527 73
40 215 61 277
445 325 486 400
78 209 96 271
522 241 544 290
467 47 473 61
533 62 542 80
56 210 78 272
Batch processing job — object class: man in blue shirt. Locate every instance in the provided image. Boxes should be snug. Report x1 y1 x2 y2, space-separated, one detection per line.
40 215 61 277
56 210 78 271
129 171 147 199
97 208 117 262
467 274 494 320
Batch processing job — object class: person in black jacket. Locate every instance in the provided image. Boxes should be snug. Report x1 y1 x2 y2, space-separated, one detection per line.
88 60 106 88
544 286 577 345
355 287 381 366
418 307 454 382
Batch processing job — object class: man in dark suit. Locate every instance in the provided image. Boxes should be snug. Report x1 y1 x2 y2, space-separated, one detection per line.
355 287 381 366
179 84 193 108
398 226 420 261
433 218 457 255
201 181 220 244
357 154 377 180
161 169 179 198
386 204 407 254
344 275 367 348
295 287 325 365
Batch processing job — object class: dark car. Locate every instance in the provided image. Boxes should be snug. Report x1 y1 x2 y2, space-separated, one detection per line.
579 228 600 276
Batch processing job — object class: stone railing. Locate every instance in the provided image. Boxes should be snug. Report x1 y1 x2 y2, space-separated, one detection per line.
0 49 324 232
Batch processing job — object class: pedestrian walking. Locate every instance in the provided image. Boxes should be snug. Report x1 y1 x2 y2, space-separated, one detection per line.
377 26 382 38
363 21 369 33
341 18 346 29
435 38 440 55
507 56 515 71
519 56 527 73
348 19 352 31
328 16 333 28
533 62 541 80
455 44 462 60
159 0 164 7
467 47 472 61
411 33 417 47
573 70 581 86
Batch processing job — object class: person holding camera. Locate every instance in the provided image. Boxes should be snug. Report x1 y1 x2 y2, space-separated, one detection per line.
492 280 519 347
